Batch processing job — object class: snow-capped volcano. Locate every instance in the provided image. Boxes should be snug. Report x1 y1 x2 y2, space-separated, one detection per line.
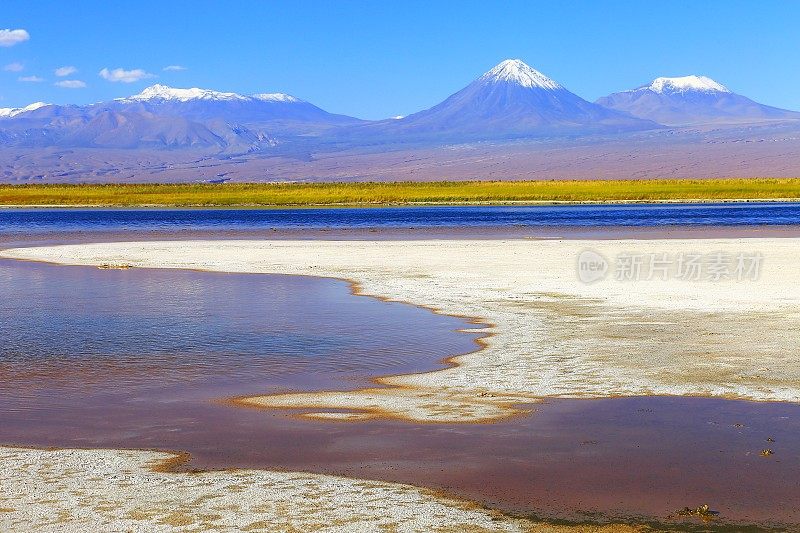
351 59 658 141
646 75 730 94
479 59 562 90
597 75 800 125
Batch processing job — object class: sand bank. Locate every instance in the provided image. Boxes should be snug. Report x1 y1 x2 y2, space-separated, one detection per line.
1 446 653 532
4 238 800 423
0 446 536 532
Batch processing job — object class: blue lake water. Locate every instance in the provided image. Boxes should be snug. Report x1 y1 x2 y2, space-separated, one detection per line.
2 203 800 236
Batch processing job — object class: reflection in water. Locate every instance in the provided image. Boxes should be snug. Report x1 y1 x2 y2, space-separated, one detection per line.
0 259 475 410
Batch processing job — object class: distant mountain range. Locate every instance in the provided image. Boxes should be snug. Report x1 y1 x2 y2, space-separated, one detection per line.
1 59 799 153
0 84 361 151
597 75 800 126
113 85 362 133
341 60 658 142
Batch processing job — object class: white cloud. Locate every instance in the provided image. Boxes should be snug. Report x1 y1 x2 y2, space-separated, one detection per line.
55 79 86 89
163 65 187 72
0 29 30 47
54 65 77 77
3 62 24 72
99 67 154 83
19 75 44 82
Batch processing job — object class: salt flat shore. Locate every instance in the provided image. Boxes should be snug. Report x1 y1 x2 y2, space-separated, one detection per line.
0 447 536 532
0 446 654 532
4 238 800 423
3 238 800 531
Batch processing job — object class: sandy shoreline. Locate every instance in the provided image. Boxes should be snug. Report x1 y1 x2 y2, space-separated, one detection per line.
2 444 662 532
4 238 800 423
0 446 535 532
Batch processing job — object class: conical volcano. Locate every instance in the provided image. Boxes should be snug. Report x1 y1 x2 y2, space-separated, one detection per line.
358 59 660 141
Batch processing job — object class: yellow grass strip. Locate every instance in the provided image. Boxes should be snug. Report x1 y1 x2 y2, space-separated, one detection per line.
1 178 800 207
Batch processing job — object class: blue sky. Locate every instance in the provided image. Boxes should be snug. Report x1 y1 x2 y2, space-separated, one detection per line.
2 0 799 119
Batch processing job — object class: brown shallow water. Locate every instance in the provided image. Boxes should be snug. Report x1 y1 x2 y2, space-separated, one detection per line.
1 255 799 530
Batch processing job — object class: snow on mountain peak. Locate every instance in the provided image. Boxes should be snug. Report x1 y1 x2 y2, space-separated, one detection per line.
480 59 562 90
126 84 248 102
645 75 730 94
251 93 301 103
0 101 49 118
122 84 303 104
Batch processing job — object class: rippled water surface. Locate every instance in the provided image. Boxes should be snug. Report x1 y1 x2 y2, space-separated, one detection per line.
3 202 800 236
